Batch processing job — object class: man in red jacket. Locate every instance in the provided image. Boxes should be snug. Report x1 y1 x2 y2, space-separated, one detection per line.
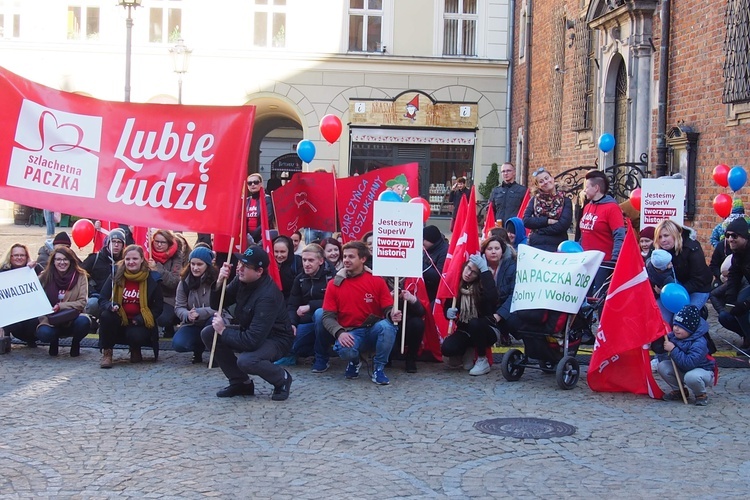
322 241 402 385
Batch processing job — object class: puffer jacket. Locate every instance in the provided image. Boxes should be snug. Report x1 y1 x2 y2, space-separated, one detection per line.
286 266 332 326
666 227 712 294
664 318 716 373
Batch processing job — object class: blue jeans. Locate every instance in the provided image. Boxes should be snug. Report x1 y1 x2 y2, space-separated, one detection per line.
657 291 710 325
43 209 56 237
333 319 397 371
291 308 323 357
305 229 332 245
172 320 210 354
36 315 90 344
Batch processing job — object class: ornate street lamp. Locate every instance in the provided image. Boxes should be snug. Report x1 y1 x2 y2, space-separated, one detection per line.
169 38 192 104
118 0 142 102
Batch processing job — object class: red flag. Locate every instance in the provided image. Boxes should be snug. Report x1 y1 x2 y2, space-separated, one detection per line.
404 277 442 362
131 226 151 261
0 67 253 234
436 186 480 303
516 188 531 219
258 186 282 289
587 223 668 398
335 163 419 243
92 220 115 252
482 201 496 240
214 182 246 254
272 171 336 236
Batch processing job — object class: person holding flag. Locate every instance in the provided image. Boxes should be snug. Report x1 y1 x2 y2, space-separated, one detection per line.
245 173 275 245
422 225 447 303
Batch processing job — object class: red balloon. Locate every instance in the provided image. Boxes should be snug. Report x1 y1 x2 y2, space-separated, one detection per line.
629 188 642 212
713 193 733 219
320 114 342 144
409 196 431 223
71 219 95 248
713 164 730 188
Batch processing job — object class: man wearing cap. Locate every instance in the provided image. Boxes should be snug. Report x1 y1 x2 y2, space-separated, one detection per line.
245 173 275 245
489 162 527 225
715 218 750 349
422 225 447 303
321 241 402 385
201 246 294 400
82 228 127 319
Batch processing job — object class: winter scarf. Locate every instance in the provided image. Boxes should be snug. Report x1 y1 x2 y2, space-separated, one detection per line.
458 283 479 324
113 269 155 328
151 242 178 264
533 190 565 220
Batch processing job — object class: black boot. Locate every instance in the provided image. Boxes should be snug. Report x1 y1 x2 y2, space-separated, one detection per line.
48 337 59 357
70 339 80 357
192 351 203 364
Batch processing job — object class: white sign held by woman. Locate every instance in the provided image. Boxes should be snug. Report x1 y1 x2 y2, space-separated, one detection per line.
0 266 53 327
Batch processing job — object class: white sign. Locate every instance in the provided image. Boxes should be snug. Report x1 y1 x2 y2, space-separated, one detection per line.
0 266 53 327
372 201 423 277
640 178 685 230
510 244 604 314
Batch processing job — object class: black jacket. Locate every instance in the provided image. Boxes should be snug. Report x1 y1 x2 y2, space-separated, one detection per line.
523 195 573 252
278 254 303 300
423 237 448 302
82 248 122 296
98 273 164 328
286 266 333 326
667 228 713 294
247 193 275 243
443 270 498 322
490 181 527 224
211 273 293 353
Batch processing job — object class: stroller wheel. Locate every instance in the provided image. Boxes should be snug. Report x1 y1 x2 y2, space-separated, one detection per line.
555 355 579 390
539 360 555 374
501 349 525 381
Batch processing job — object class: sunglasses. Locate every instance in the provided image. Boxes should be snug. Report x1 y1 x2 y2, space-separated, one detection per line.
726 232 743 240
532 167 548 177
247 180 261 186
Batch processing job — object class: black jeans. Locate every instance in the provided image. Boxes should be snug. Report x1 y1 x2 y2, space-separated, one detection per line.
441 317 497 357
99 309 155 349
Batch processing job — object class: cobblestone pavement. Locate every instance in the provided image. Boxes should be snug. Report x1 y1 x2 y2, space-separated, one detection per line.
2 223 750 498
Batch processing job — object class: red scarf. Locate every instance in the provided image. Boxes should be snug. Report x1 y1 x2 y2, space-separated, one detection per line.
151 242 178 264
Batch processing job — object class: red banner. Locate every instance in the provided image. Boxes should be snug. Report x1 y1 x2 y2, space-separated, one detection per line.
271 171 336 236
0 67 253 234
335 163 419 243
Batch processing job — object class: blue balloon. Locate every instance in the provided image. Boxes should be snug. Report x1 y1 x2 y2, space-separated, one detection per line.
378 190 403 202
557 240 584 253
728 165 747 192
598 133 615 153
661 283 690 314
297 140 316 163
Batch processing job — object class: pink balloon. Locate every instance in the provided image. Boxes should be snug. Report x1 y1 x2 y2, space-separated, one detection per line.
71 219 96 248
320 114 342 144
409 196 431 223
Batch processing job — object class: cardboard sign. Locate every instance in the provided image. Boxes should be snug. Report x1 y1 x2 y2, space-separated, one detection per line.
372 201 423 277
640 178 685 230
0 266 53 327
510 244 604 314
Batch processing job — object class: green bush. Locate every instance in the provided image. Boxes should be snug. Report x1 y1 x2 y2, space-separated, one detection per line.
478 162 499 199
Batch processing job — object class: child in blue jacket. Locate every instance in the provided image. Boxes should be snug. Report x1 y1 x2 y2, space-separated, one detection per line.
657 304 717 406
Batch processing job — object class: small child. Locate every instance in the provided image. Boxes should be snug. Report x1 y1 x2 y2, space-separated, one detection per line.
657 305 716 406
646 249 676 291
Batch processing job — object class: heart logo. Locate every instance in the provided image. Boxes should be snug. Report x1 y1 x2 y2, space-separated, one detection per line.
38 110 89 153
295 192 308 206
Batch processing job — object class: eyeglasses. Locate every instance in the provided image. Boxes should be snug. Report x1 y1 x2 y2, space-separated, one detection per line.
247 180 261 186
532 167 548 177
153 239 168 245
54 258 69 263
726 232 742 240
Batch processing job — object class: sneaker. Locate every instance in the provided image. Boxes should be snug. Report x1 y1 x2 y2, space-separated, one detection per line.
446 356 463 369
462 348 475 370
372 368 390 385
272 370 293 401
695 393 709 406
311 359 330 373
650 358 659 372
662 390 682 401
469 356 491 376
345 360 361 379
216 381 255 398
274 355 297 366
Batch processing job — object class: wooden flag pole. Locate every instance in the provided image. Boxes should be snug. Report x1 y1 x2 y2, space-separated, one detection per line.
664 334 689 404
209 236 234 369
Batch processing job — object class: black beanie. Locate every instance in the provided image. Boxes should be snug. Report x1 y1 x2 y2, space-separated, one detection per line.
726 218 749 240
52 232 72 246
423 225 442 244
673 305 701 335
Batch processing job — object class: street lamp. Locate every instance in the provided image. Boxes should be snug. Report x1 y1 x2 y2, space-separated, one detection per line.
118 0 142 102
169 39 192 104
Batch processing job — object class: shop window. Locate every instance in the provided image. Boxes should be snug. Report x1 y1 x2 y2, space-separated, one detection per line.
253 0 286 48
348 0 383 52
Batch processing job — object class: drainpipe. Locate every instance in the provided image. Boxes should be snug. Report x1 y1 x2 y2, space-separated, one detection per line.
522 0 533 181
505 0 515 163
655 0 670 177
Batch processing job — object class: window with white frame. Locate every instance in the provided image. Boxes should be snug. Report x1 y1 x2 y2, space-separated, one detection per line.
0 1 21 39
349 0 383 52
443 0 477 56
67 5 100 40
149 0 182 44
253 0 286 48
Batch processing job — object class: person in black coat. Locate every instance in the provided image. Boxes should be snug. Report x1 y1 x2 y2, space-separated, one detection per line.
422 225 447 303
273 235 303 299
522 168 573 252
201 246 295 401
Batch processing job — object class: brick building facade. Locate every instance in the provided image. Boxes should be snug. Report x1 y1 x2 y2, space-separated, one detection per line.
509 0 750 243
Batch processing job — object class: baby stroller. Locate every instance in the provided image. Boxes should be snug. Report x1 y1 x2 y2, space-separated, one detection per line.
500 307 588 390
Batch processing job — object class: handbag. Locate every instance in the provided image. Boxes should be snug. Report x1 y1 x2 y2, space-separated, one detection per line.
47 308 80 326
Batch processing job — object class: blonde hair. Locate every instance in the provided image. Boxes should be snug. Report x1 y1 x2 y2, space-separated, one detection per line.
654 219 683 254
1 243 30 270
